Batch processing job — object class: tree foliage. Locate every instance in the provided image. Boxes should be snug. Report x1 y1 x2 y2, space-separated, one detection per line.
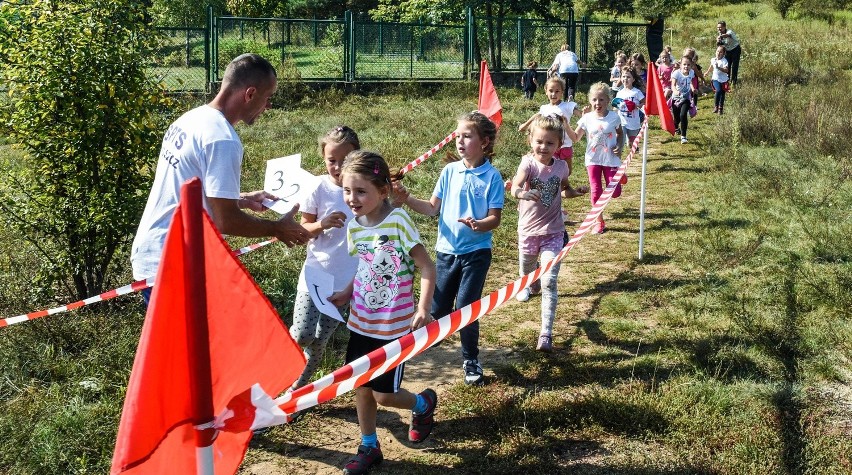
150 0 227 26
0 0 173 301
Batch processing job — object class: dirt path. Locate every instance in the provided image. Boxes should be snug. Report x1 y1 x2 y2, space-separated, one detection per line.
241 338 519 474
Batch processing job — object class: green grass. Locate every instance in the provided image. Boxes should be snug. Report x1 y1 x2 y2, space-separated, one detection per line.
1 2 851 474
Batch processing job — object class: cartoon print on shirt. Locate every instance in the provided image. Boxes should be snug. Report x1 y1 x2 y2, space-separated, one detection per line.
355 235 402 310
530 175 561 208
588 123 611 154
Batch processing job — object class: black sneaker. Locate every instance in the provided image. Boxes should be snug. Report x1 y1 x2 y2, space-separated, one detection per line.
409 388 438 443
343 443 383 475
463 359 484 386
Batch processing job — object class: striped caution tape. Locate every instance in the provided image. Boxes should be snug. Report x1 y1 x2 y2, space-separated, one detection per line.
399 131 457 175
267 120 648 418
0 238 279 328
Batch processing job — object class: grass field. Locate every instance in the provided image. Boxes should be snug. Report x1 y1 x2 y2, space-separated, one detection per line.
0 2 851 474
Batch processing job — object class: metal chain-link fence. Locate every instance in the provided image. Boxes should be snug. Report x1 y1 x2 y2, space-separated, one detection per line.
150 10 650 91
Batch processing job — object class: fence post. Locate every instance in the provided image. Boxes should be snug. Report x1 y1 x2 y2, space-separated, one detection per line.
379 22 383 56
581 16 588 64
516 18 523 69
466 6 474 79
568 9 575 50
346 10 356 82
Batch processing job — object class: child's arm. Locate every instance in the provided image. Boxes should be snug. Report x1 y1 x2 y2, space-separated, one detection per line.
392 181 441 216
561 175 588 198
458 208 501 232
518 113 537 132
408 243 436 331
511 168 540 202
614 125 624 156
567 124 583 143
300 211 347 238
329 280 354 307
533 77 539 87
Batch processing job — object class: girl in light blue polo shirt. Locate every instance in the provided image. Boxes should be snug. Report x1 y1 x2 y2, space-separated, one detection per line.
395 111 504 386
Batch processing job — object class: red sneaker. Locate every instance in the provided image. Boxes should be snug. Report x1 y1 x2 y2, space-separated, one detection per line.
409 388 438 443
343 443 383 475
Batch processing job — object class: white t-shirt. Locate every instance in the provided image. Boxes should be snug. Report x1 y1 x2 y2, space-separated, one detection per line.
131 105 242 280
539 100 577 147
721 29 740 51
671 69 695 102
577 110 622 168
551 50 580 74
615 87 645 131
710 57 729 83
297 175 359 292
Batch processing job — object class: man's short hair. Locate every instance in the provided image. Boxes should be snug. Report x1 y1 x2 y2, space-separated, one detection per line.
221 53 277 91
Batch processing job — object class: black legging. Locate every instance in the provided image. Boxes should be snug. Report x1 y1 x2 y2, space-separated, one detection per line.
560 72 579 99
672 99 690 137
726 45 741 85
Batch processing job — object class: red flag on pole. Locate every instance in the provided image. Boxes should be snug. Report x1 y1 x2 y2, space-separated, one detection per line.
478 60 503 127
645 62 676 135
112 178 305 475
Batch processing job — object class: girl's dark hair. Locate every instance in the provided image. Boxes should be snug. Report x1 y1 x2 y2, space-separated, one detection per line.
341 150 392 194
319 125 360 156
445 111 498 163
620 65 644 89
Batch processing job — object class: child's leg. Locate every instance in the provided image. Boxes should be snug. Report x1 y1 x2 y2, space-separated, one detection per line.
290 291 326 388
373 389 417 411
587 164 604 207
679 102 690 136
602 166 622 199
355 386 379 436
719 87 726 112
539 248 562 337
457 249 492 362
518 245 540 297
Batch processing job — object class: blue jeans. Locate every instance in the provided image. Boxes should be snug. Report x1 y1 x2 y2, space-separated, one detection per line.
431 249 492 361
712 80 727 110
141 287 152 307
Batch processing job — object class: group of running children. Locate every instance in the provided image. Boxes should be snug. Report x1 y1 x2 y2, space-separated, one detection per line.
523 44 732 145
288 45 732 472
287 68 647 473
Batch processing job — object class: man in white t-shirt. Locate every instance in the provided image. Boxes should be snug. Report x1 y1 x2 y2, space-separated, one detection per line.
716 20 741 85
131 53 310 303
547 44 585 100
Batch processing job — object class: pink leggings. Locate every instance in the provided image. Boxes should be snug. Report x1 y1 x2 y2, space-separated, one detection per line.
587 164 622 206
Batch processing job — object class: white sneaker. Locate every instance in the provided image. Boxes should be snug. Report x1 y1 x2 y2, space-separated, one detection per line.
680 136 688 144
516 288 530 302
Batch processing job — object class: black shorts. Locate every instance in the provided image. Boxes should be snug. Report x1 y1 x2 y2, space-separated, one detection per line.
345 330 406 394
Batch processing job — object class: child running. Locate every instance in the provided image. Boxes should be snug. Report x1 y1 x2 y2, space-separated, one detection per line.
510 115 587 352
519 76 583 222
521 61 539 99
610 53 628 95
331 150 438 475
289 126 360 397
708 45 730 114
566 82 624 235
614 66 645 150
671 55 697 144
395 111 504 386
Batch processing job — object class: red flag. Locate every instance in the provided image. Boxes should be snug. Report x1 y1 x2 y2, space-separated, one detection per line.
478 60 503 127
646 62 676 135
112 178 305 475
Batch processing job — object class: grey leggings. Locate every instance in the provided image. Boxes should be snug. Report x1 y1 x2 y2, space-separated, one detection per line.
519 250 561 336
289 290 348 389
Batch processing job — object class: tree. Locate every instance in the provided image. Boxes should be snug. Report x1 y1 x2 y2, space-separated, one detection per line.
0 0 173 301
151 0 227 26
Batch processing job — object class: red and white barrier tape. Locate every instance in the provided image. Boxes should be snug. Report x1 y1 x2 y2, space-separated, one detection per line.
1 131 458 328
0 238 279 328
267 121 648 418
399 131 457 175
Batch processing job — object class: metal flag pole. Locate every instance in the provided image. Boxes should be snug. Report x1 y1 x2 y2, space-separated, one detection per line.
638 120 649 260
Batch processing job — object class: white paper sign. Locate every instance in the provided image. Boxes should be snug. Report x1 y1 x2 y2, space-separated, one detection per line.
262 154 321 215
302 267 344 322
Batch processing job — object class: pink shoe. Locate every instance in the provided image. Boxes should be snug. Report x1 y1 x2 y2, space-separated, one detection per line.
593 221 606 234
